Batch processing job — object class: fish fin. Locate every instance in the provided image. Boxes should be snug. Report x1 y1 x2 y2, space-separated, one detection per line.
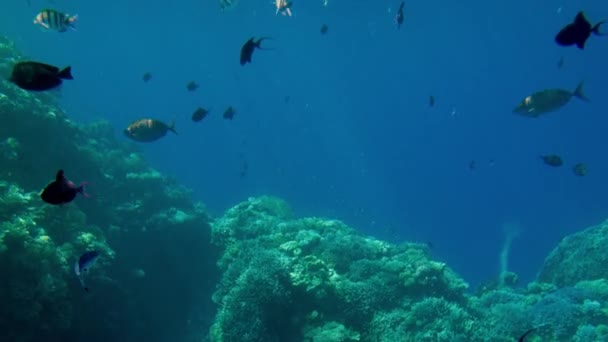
574 12 588 26
56 169 65 181
169 120 178 135
592 21 607 35
573 81 590 102
518 328 535 342
576 40 586 49
78 182 90 198
58 67 73 80
255 37 273 50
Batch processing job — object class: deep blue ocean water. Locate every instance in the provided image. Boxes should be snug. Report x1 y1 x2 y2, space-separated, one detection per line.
2 0 608 288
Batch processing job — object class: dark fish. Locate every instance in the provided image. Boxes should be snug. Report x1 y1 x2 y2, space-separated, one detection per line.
320 24 329 35
75 251 99 292
429 95 435 107
223 106 236 120
557 56 564 69
540 154 563 167
240 37 270 65
41 169 88 205
518 328 535 342
143 72 152 82
10 61 73 91
33 9 77 32
186 81 199 91
573 163 587 176
395 2 404 29
192 107 210 122
124 118 177 142
469 160 476 170
555 11 606 49
240 160 248 178
513 82 588 117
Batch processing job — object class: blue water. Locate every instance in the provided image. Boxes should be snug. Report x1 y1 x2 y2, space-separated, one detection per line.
2 0 608 287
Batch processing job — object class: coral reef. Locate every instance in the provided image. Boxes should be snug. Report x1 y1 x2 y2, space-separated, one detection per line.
0 36 217 342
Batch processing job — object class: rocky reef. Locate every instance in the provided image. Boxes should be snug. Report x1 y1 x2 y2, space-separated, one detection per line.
0 36 217 342
2 34 608 342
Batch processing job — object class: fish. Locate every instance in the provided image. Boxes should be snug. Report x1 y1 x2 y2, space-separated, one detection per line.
75 251 99 292
557 56 564 69
395 2 404 29
186 81 199 91
240 37 270 65
540 154 563 167
143 72 152 82
192 107 210 122
429 95 435 107
41 169 88 205
219 0 239 11
275 0 293 16
573 163 587 176
33 9 77 32
513 81 588 117
223 106 236 120
124 118 177 142
555 11 606 49
320 24 329 35
469 160 476 170
10 61 73 91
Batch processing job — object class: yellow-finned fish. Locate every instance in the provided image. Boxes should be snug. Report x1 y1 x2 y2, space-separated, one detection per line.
513 81 588 117
34 9 77 32
124 118 177 143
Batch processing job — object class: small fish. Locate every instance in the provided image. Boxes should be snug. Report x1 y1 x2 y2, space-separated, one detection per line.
240 160 248 178
275 0 293 16
240 37 270 65
320 24 329 35
75 251 99 292
192 107 210 122
41 169 88 205
186 81 199 91
124 118 177 142
219 0 238 11
573 163 587 176
513 81 588 117
557 56 564 69
395 2 404 29
540 154 563 167
469 160 476 170
555 11 606 49
143 72 152 82
518 328 535 342
429 95 435 107
10 61 73 91
34 9 77 32
223 106 236 120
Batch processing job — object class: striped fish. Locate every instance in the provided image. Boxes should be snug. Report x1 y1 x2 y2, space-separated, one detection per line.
33 9 77 32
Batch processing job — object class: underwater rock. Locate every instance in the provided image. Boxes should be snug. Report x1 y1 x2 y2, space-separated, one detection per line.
538 219 608 287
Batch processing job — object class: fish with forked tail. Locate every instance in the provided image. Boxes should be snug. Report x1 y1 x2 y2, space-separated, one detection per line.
513 81 588 117
240 37 271 65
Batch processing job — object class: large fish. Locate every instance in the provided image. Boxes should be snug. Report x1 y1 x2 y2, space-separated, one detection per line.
75 251 99 292
10 61 73 91
124 118 177 142
555 11 606 49
41 169 88 205
513 82 588 117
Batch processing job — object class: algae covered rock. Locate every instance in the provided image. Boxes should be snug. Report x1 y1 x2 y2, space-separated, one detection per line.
538 219 608 287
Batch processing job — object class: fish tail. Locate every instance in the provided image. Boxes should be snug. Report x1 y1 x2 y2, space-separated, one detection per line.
592 21 607 35
78 182 90 198
58 66 73 80
572 81 590 102
169 120 178 135
256 37 273 50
